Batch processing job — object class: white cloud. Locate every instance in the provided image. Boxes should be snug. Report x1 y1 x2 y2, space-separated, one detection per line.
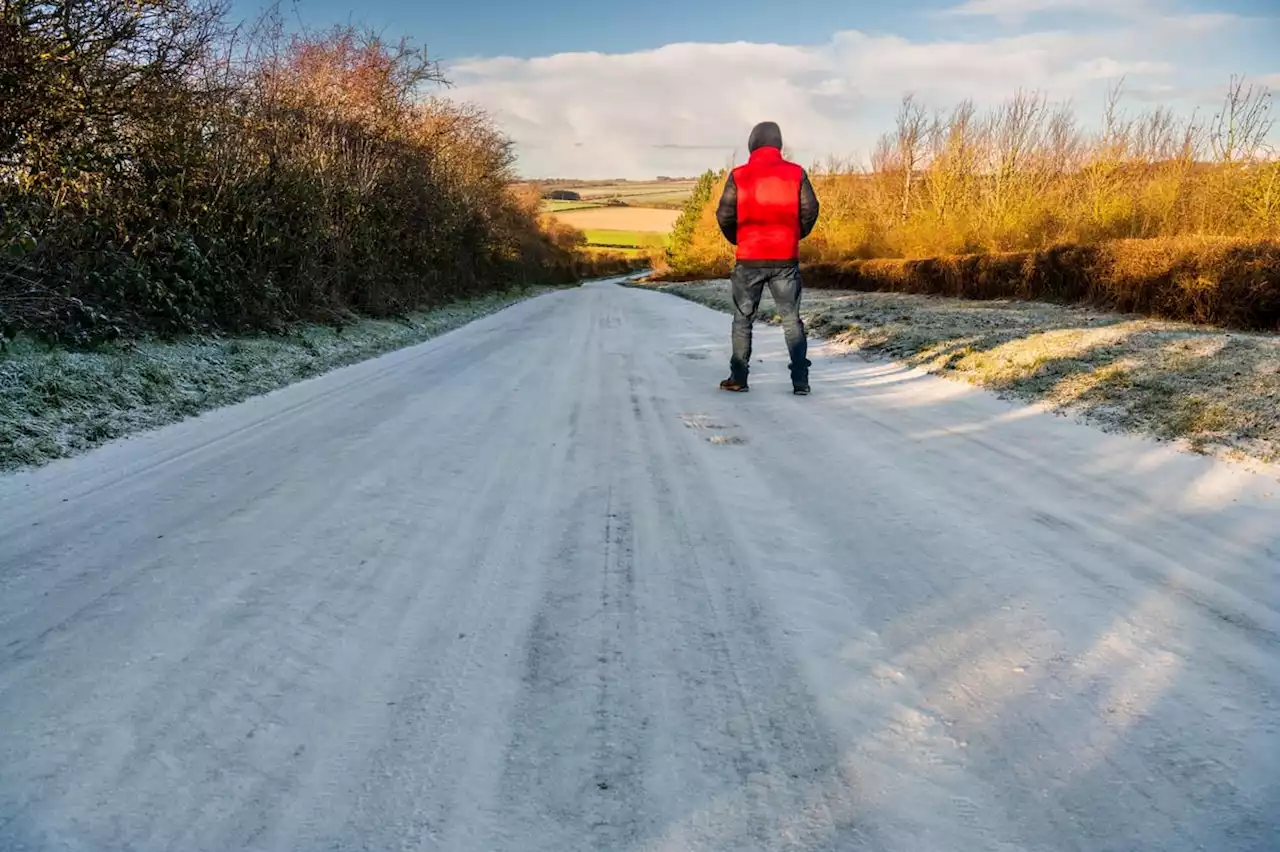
441 10 1270 178
942 0 1154 24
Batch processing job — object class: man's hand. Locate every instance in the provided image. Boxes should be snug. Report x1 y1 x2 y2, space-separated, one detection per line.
716 174 738 245
799 172 819 239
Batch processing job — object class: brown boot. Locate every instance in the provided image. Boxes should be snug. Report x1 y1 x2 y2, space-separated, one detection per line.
719 376 749 392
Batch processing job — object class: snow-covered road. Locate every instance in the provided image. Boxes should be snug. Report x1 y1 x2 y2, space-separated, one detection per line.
2 278 1277 851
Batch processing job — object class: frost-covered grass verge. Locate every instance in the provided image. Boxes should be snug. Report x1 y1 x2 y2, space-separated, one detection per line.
627 279 1280 466
1 286 556 471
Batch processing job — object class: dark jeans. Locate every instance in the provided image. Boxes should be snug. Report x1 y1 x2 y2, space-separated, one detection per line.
729 263 809 384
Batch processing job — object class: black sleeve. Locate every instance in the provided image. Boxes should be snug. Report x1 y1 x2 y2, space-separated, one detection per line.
799 171 819 239
715 173 738 245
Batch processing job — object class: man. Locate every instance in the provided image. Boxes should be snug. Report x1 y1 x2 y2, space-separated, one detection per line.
714 121 820 395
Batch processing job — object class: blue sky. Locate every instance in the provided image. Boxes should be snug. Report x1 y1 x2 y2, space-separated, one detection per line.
243 0 968 60
233 0 1279 178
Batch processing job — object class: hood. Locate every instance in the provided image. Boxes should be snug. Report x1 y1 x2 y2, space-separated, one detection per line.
747 121 783 153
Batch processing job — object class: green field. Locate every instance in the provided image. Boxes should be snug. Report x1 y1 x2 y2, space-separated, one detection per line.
541 199 604 213
629 191 699 207
582 244 648 257
582 229 668 249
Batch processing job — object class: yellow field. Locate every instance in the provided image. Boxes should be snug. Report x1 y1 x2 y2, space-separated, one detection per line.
546 206 681 232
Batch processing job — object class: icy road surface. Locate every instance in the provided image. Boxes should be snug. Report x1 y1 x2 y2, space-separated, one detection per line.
2 278 1278 851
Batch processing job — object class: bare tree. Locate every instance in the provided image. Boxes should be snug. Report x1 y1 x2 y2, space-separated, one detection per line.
1097 77 1133 163
1 0 229 181
894 93 930 221
924 98 978 221
1210 74 1274 163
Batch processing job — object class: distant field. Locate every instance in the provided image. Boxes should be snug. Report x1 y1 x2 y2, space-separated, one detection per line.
632 191 700 206
573 182 698 201
535 180 688 252
580 244 648 258
534 179 698 213
541 199 603 213
582 229 668 249
547 206 681 232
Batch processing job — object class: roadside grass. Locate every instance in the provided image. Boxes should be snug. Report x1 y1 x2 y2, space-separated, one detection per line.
1 286 562 472
632 280 1280 465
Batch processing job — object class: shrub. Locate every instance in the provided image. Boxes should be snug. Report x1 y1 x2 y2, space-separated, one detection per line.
664 169 728 277
664 79 1279 270
0 0 621 346
802 237 1280 331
